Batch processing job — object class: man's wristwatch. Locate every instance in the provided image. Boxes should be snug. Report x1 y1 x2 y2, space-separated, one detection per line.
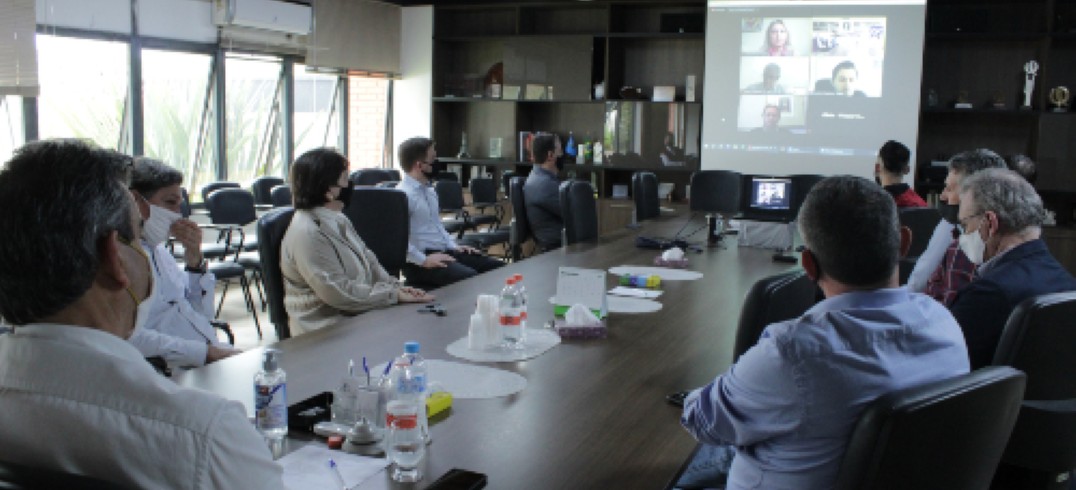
184 259 207 274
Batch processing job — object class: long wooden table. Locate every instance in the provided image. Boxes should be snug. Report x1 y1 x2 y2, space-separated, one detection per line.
176 213 797 489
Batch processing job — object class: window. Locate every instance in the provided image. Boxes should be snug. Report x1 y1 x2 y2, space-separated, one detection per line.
0 96 24 163
142 49 216 195
347 76 391 170
225 54 283 183
293 64 343 159
36 34 128 149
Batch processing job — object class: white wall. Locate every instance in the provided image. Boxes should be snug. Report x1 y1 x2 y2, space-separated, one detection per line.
392 5 432 168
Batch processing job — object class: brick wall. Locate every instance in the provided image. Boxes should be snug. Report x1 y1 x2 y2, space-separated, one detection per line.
347 77 390 170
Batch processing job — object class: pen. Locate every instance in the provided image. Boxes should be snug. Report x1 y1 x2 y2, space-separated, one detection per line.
362 356 370 385
328 459 347 490
381 360 392 381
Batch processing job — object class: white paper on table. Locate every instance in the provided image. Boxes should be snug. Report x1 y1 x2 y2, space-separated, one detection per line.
280 445 387 490
608 286 663 299
371 359 530 399
608 265 703 281
445 329 561 365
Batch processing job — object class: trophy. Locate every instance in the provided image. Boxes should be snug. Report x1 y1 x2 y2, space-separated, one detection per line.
954 91 973 109
1022 60 1039 109
1049 86 1071 112
456 132 471 159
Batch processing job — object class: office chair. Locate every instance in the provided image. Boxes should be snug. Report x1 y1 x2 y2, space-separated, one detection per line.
250 176 284 206
833 366 1026 490
0 459 132 489
789 174 825 218
199 181 239 203
432 171 459 183
899 207 942 258
690 170 742 247
435 180 499 230
205 188 263 338
508 176 534 261
632 171 660 223
502 170 517 197
350 168 394 187
733 269 820 360
269 184 292 207
342 188 410 278
377 181 399 188
386 169 402 181
559 180 599 245
256 207 295 341
469 177 504 224
991 291 1076 489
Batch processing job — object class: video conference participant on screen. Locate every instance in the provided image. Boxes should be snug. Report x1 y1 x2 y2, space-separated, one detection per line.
759 19 795 56
815 60 866 97
754 104 789 134
743 63 787 94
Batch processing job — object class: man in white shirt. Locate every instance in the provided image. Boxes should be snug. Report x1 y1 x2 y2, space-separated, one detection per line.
397 137 503 289
0 139 284 489
128 157 239 368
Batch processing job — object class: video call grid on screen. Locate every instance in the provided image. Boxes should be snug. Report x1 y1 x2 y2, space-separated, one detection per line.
751 177 793 210
701 0 926 179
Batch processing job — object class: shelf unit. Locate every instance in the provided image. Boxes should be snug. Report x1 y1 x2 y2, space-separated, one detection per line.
431 1 706 208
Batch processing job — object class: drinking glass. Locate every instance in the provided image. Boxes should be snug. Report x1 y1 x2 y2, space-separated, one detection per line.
386 418 424 482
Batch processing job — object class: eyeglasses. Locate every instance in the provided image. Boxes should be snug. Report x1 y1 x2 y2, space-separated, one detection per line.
956 212 984 235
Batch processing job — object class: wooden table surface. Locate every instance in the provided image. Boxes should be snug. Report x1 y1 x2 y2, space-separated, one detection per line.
176 213 798 489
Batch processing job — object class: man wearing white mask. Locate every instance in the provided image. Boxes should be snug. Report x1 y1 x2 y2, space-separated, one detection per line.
949 168 1076 369
128 157 238 367
0 139 284 488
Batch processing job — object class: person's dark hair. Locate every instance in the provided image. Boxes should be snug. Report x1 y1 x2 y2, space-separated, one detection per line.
1008 154 1037 184
532 133 558 164
130 156 184 199
763 63 781 79
0 139 134 325
398 137 435 173
798 175 900 287
948 148 1006 176
831 60 857 80
960 168 1045 235
878 140 910 174
290 148 348 210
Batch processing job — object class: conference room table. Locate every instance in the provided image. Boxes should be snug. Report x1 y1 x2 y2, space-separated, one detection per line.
176 211 799 489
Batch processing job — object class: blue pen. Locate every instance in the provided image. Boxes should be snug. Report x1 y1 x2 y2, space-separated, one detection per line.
328 459 347 490
362 356 370 385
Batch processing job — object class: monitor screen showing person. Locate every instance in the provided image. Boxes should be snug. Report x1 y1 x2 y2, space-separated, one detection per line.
751 177 793 210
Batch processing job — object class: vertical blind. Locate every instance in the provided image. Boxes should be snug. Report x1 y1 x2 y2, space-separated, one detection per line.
0 0 39 96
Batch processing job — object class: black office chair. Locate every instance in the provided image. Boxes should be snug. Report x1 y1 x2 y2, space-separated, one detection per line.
256 207 295 341
508 176 534 261
250 176 284 206
833 366 1026 490
690 170 742 247
205 188 263 338
0 459 132 489
386 169 402 181
377 181 399 188
899 207 942 258
502 170 517 197
269 184 292 207
342 188 409 278
632 171 660 222
432 171 459 183
469 177 504 224
200 181 239 203
733 269 820 360
350 168 394 187
559 180 599 245
991 291 1076 489
789 174 825 218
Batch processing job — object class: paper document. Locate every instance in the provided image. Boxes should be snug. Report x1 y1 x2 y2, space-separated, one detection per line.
280 444 388 490
608 286 663 299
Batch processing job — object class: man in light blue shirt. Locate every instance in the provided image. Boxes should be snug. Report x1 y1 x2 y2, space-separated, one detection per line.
679 176 969 490
397 137 503 289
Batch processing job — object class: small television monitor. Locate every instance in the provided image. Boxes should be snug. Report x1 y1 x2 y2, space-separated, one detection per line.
741 175 795 222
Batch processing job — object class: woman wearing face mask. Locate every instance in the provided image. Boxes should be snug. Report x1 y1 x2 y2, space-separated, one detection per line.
127 157 239 368
281 148 433 335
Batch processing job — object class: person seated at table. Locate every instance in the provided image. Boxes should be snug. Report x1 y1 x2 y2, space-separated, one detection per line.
523 133 565 249
281 148 432 335
874 140 927 208
0 139 284 489
678 176 969 490
949 168 1076 369
127 157 240 368
397 137 504 289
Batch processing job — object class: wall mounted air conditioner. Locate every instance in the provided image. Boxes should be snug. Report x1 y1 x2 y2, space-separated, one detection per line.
213 0 312 35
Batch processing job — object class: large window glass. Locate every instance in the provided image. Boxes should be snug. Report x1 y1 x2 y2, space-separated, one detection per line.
294 64 342 159
225 54 283 183
36 34 128 149
0 96 25 163
347 76 391 170
142 49 216 195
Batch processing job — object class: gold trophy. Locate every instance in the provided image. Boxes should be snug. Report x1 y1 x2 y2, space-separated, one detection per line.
1049 86 1071 113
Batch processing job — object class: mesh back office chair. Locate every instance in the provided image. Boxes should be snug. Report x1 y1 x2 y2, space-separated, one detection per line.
0 459 132 490
559 180 599 245
250 176 284 206
204 188 263 338
690 170 742 247
991 292 1076 489
632 171 660 222
269 184 292 207
342 188 410 278
256 207 295 341
833 366 1026 490
733 269 820 360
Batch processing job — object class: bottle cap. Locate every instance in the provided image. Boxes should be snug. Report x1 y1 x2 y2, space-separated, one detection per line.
404 341 420 354
262 348 281 371
513 273 523 282
506 277 515 285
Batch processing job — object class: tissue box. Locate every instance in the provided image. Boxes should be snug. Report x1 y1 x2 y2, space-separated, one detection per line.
654 256 689 268
553 319 608 339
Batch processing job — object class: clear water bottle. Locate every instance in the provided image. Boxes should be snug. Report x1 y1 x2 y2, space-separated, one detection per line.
254 349 288 440
513 273 528 331
389 342 429 442
500 277 524 348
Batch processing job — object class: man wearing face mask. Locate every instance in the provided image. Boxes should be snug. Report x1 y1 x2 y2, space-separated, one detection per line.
523 133 565 250
678 176 967 490
948 169 1076 369
127 157 239 367
0 139 284 489
905 149 1006 301
398 137 503 289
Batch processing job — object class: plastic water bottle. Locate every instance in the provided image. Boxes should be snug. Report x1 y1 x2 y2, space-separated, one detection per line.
565 131 577 158
389 342 429 442
500 277 524 348
513 273 528 331
254 349 288 440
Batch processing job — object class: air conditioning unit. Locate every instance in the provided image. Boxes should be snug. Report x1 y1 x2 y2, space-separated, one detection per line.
213 0 312 35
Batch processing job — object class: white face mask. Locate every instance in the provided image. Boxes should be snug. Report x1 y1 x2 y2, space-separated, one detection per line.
141 204 182 248
121 239 158 335
958 229 987 265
